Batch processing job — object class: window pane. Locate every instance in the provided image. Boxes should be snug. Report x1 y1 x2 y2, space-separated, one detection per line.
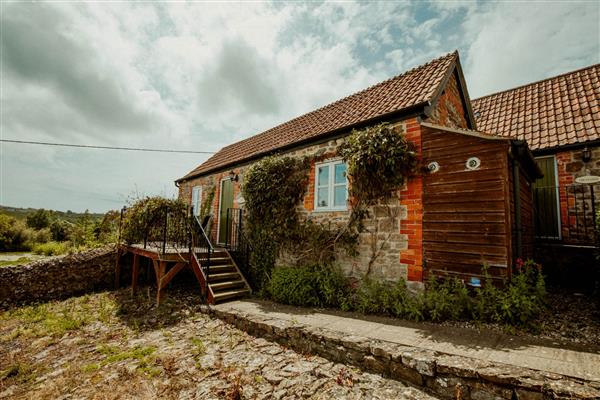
334 163 346 184
317 188 329 207
334 185 347 207
318 165 329 186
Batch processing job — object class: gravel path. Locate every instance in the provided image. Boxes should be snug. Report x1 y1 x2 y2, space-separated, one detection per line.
0 288 436 399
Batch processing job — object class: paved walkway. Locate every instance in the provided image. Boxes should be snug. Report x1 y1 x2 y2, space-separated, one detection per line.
214 299 600 382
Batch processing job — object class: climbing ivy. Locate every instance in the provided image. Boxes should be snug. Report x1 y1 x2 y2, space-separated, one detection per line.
339 122 418 206
242 122 419 289
200 185 216 219
242 156 310 289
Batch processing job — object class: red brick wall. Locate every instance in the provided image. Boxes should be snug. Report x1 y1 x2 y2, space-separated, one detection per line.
554 146 600 242
179 167 246 243
428 71 469 129
400 117 424 282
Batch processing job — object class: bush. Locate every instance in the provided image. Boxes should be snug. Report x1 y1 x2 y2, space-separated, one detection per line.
0 214 36 251
32 241 70 256
266 259 546 328
26 209 52 230
267 264 349 308
422 276 471 321
473 260 545 326
121 197 188 245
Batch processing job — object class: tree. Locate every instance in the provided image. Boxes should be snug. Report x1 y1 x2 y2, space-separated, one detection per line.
26 209 52 230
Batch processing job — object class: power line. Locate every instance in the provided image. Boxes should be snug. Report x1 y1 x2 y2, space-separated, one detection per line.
0 139 216 154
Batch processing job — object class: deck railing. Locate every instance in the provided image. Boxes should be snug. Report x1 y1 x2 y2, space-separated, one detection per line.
190 213 213 297
118 203 192 257
224 208 253 288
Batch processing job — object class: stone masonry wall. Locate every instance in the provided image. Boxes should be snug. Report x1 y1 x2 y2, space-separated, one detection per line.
179 122 413 283
209 304 600 400
0 246 116 307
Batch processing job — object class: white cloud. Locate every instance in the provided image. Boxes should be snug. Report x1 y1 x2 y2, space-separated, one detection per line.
462 1 600 98
1 1 598 212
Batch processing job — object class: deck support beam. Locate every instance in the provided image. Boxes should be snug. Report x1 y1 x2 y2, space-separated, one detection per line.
131 254 140 294
114 248 121 289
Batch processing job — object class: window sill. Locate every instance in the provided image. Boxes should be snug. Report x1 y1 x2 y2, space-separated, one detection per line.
312 208 349 213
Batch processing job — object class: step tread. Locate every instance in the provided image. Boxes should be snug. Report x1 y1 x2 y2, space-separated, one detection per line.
210 280 245 290
208 272 240 281
210 264 236 271
213 288 250 300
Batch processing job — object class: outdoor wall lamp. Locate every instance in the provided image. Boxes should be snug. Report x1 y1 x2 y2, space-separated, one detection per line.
229 170 239 182
582 147 592 163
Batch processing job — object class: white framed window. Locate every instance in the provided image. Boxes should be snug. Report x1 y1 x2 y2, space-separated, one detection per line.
191 186 202 216
314 160 348 211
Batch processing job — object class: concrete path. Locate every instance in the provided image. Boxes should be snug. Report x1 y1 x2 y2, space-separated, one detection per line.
214 299 600 383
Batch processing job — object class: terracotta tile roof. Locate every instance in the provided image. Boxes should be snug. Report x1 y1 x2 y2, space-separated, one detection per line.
178 51 458 181
472 64 600 151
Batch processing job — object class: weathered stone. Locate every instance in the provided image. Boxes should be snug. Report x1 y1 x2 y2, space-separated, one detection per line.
515 389 543 400
402 349 436 376
436 354 487 379
390 360 424 386
0 247 116 306
363 355 389 375
425 376 468 399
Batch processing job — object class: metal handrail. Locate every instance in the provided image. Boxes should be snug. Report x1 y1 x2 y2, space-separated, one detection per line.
190 211 214 299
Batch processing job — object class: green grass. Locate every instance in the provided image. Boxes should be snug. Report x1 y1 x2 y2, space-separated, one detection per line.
0 362 37 384
0 294 119 340
0 256 34 267
32 241 70 256
95 344 159 375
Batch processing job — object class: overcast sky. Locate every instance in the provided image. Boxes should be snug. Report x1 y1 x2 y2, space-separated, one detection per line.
1 1 598 213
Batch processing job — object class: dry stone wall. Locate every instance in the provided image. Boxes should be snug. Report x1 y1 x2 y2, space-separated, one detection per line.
0 246 117 307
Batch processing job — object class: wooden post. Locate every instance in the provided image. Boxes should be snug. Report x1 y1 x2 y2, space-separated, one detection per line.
156 261 166 305
131 254 140 294
114 247 121 289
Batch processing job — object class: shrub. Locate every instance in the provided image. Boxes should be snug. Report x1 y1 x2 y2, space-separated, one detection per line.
267 264 349 308
50 219 72 242
266 259 546 328
121 197 188 246
32 241 70 256
26 209 52 230
0 214 36 251
473 260 546 326
422 276 471 321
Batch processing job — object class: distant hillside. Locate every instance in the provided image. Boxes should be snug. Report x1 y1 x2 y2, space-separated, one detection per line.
0 206 105 223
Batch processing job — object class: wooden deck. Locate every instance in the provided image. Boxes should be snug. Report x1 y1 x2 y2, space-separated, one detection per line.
115 243 251 305
115 243 193 304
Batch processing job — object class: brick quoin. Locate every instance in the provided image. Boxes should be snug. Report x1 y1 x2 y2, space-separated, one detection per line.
400 117 424 282
304 163 316 211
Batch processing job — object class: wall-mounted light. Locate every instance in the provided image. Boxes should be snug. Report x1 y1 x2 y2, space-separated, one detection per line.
582 147 592 163
229 170 239 182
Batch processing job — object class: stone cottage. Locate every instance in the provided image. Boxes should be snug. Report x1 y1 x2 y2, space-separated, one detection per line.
176 51 540 288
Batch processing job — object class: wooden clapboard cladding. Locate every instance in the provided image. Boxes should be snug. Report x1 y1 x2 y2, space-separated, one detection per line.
421 125 512 282
508 155 536 262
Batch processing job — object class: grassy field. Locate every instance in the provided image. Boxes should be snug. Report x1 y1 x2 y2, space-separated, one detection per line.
0 252 47 267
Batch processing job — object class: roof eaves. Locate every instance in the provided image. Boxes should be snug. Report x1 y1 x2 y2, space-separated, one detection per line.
177 102 430 183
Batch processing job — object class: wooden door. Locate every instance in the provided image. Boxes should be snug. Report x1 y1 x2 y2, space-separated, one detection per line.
218 179 234 243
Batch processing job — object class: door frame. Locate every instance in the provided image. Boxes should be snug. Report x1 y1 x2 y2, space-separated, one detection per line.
534 155 562 240
216 177 234 245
